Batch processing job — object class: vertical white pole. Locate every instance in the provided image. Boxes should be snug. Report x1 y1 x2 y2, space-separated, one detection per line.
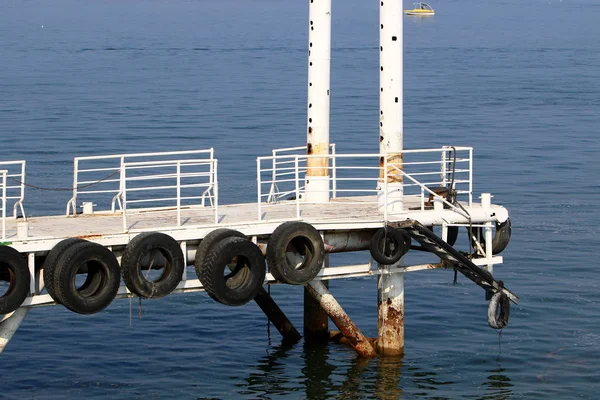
214 161 219 224
377 0 405 357
305 0 332 203
378 0 404 213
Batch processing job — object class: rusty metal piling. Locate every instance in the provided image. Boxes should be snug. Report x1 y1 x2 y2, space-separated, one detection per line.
254 287 301 344
307 280 376 357
376 267 405 356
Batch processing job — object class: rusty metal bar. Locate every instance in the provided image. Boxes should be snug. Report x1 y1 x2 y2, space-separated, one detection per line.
254 287 301 344
376 267 404 356
307 280 376 357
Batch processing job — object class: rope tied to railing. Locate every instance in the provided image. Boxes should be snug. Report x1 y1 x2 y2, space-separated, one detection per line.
7 169 121 192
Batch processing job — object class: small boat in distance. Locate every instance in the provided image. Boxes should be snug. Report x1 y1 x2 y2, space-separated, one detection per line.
404 2 435 16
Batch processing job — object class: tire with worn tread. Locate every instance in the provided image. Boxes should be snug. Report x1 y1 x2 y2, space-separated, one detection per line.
54 241 120 314
488 291 510 329
120 232 184 298
43 238 86 303
0 246 30 314
194 228 246 280
370 227 410 265
199 236 266 306
266 221 325 285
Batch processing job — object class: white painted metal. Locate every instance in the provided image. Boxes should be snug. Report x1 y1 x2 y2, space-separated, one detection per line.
257 147 474 221
1 170 6 240
378 0 404 214
0 161 27 221
66 148 214 216
305 0 332 203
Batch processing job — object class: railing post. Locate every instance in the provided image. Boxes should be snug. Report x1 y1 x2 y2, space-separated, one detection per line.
257 158 262 221
441 147 447 187
295 156 300 218
121 164 127 232
1 171 6 240
214 160 219 224
469 148 473 207
176 162 181 227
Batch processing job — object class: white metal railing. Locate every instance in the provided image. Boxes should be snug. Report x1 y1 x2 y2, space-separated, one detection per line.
66 149 215 216
1 170 6 240
118 158 218 231
265 144 336 203
256 146 473 221
0 161 27 221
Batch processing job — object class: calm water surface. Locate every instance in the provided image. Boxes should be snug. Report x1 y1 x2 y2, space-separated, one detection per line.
1 0 599 398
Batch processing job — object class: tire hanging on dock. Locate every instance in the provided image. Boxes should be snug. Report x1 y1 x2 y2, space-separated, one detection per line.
198 236 266 306
194 228 246 281
488 291 510 329
369 226 411 265
43 237 87 304
0 246 30 315
266 221 325 285
120 232 185 299
469 218 512 255
54 241 121 314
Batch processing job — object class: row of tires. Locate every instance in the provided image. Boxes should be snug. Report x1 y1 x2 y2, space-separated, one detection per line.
1 220 510 316
0 222 331 315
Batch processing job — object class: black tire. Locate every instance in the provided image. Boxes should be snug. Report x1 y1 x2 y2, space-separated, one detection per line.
492 218 511 255
120 232 184 298
488 291 510 329
54 241 121 314
199 236 266 306
266 221 325 285
43 238 86 303
0 246 30 314
194 228 246 280
469 218 512 255
447 226 458 246
370 227 410 265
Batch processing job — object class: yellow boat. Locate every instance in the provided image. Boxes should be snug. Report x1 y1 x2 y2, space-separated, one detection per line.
404 2 435 16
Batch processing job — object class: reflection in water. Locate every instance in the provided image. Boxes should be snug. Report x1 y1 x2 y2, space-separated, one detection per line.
481 366 513 400
236 340 513 399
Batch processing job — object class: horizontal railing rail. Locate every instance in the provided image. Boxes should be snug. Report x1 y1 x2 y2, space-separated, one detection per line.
256 146 473 221
66 149 214 216
119 158 218 231
266 144 336 203
0 160 27 221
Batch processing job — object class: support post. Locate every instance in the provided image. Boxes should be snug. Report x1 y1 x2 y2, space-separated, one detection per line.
254 287 302 344
0 307 29 354
376 268 404 356
377 0 404 213
304 255 329 342
307 280 376 357
305 0 332 203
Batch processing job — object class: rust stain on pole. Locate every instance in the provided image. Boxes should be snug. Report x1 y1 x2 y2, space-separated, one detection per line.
254 287 301 344
307 281 376 358
377 297 404 356
379 152 403 183
306 140 329 177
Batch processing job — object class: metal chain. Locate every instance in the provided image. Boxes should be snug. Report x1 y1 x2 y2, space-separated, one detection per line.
7 169 120 192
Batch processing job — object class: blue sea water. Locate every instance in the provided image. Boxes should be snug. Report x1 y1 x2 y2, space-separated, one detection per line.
1 0 600 398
